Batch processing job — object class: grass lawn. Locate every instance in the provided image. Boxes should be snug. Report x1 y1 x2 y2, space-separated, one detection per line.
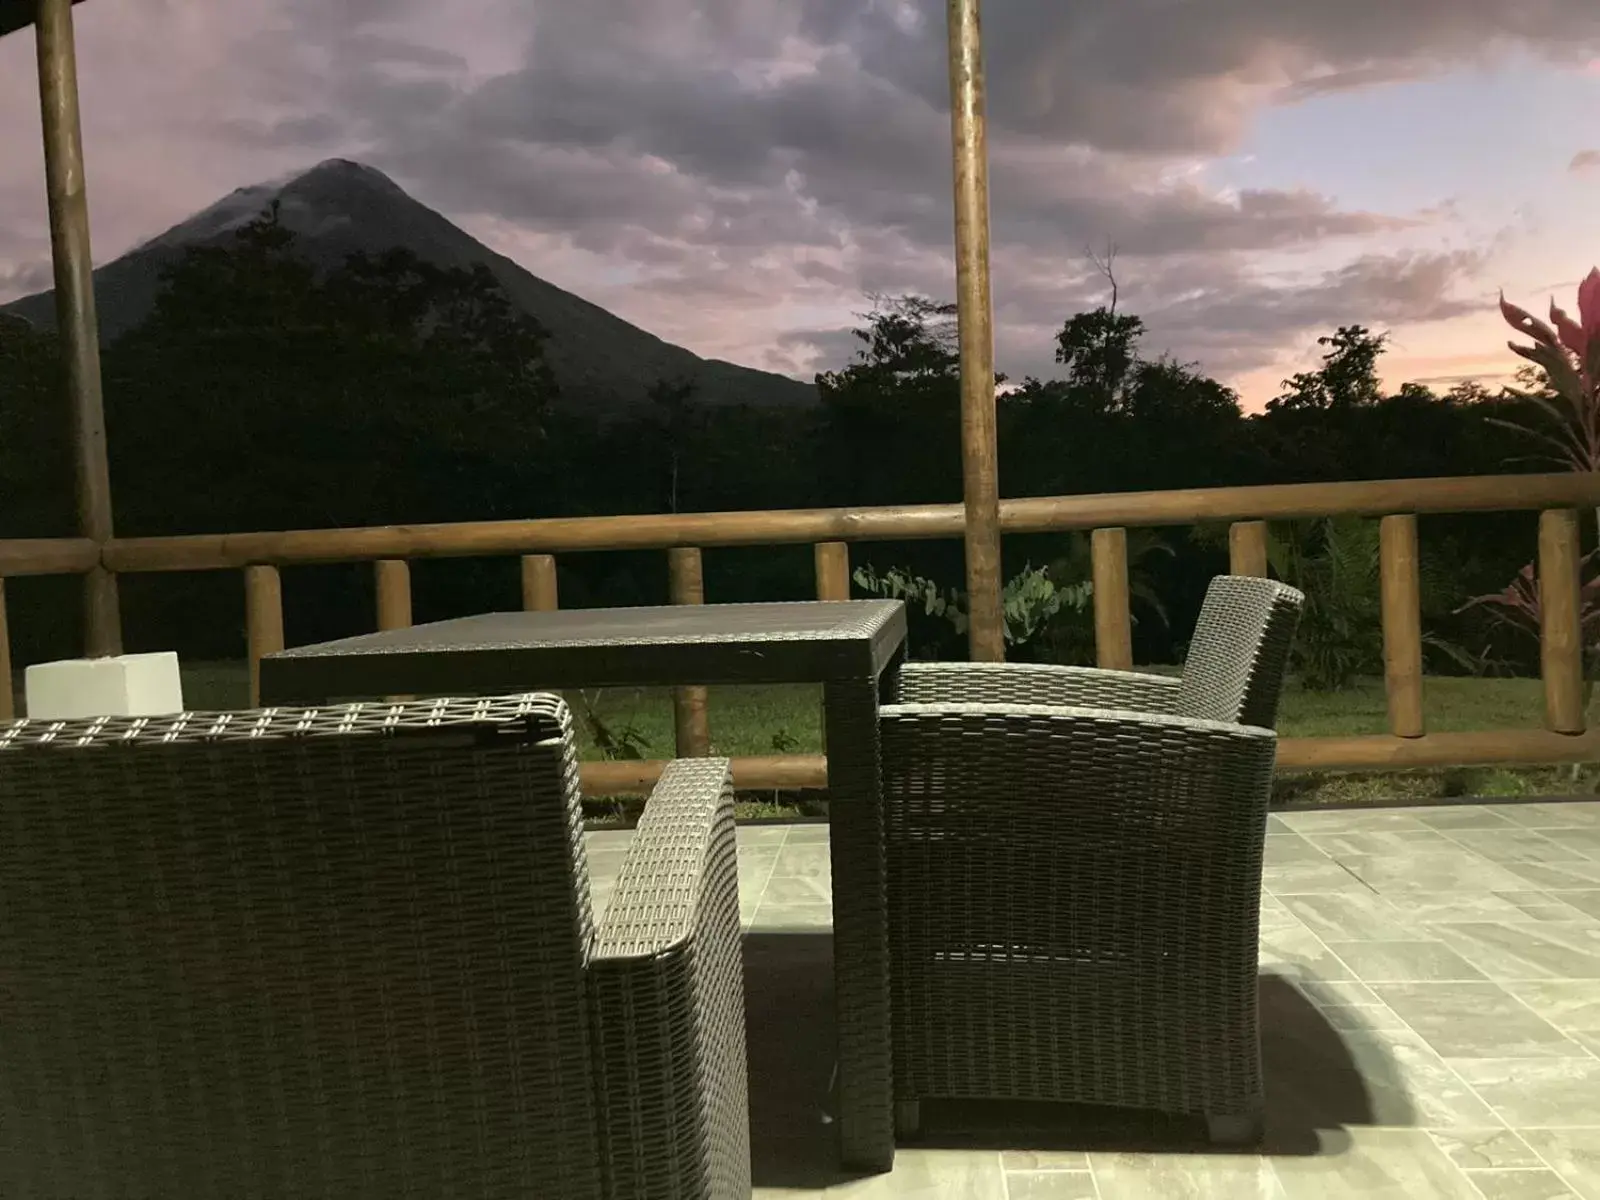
12 664 1589 809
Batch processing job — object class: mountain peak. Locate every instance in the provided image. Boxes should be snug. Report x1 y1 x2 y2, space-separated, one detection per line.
3 159 818 417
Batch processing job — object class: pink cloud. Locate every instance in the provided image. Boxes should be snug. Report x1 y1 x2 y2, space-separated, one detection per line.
1572 149 1600 173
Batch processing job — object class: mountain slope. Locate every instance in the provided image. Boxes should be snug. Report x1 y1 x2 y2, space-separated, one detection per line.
3 159 818 417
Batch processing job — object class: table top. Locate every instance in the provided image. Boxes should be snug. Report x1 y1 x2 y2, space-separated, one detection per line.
258 600 908 703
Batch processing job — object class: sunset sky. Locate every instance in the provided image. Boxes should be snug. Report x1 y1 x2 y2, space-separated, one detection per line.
1 0 1597 408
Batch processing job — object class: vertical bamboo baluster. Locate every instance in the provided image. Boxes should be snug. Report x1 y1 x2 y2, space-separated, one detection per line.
1091 527 1133 670
521 554 559 611
374 560 412 630
668 548 711 756
374 559 413 703
0 577 13 720
245 565 284 709
814 542 851 602
814 541 851 763
1539 509 1585 734
1379 515 1425 737
1228 521 1269 578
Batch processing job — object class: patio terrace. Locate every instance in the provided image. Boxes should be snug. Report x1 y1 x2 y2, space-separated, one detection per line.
587 799 1600 1198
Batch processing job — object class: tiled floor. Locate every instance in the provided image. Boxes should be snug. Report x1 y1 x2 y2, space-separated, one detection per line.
586 800 1600 1199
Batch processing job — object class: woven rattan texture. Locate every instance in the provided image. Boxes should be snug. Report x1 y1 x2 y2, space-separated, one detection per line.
877 576 1304 1129
880 705 1278 1118
1173 576 1304 729
590 759 750 1200
893 663 1181 712
0 695 749 1198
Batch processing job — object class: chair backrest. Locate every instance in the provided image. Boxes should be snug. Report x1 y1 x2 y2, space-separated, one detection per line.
0 694 607 1199
1174 575 1304 729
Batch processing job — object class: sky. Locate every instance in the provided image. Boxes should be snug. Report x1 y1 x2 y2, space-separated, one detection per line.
1 0 1597 409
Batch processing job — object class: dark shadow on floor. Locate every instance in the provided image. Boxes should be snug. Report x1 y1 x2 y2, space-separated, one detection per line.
742 934 1395 1188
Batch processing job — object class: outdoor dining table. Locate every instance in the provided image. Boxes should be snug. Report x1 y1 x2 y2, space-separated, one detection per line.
258 597 909 1174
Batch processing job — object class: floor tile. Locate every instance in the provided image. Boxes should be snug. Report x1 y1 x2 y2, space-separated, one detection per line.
1502 980 1600 1031
1464 1169 1583 1199
1519 1128 1600 1200
1374 982 1589 1059
784 824 832 843
1494 803 1600 830
1551 892 1600 922
1318 1004 1410 1032
751 900 833 931
1503 861 1600 890
1405 893 1591 926
1088 1153 1284 1199
763 875 833 905
1264 835 1334 866
1004 1170 1100 1199
772 842 833 879
1262 861 1369 896
1449 1058 1600 1126
1414 807 1521 831
1446 829 1594 866
1259 927 1355 981
1305 830 1456 857
824 1148 1006 1197
1001 1151 1090 1171
1280 893 1417 942
1324 940 1487 983
1427 1127 1545 1170
1276 811 1435 834
1271 1127 1483 1198
1271 1026 1498 1129
1259 895 1310 934
1339 852 1535 898
1283 975 1383 1008
739 826 793 848
1429 923 1600 981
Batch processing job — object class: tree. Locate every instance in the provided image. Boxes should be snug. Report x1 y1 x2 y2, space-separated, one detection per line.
1269 325 1389 411
103 204 559 534
648 375 699 514
1052 245 1145 409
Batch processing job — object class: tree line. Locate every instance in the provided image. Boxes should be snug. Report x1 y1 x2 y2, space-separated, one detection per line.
0 211 1583 681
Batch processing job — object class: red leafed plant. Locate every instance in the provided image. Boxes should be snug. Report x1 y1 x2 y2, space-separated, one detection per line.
1466 272 1600 682
1494 267 1600 476
1456 555 1600 660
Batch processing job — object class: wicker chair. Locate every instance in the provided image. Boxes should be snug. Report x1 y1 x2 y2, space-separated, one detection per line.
0 694 751 1200
879 575 1303 1145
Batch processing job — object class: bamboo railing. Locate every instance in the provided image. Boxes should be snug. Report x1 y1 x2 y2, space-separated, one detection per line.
4 470 1600 789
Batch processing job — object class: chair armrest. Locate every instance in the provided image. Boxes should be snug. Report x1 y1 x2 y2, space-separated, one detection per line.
587 758 750 1199
880 702 1276 842
891 661 1182 713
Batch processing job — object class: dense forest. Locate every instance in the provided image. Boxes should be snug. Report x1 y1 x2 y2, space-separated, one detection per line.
1 208 1592 685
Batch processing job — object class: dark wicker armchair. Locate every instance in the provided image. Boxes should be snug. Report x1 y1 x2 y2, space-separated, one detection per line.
879 576 1303 1145
0 694 751 1199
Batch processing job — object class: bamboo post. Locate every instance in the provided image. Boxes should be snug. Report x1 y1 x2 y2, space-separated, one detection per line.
36 0 119 657
667 548 711 756
521 554 559 611
1228 521 1269 578
814 541 851 601
374 559 412 630
1539 509 1585 734
1379 515 1425 737
946 0 1004 662
0 577 12 719
1091 527 1133 670
244 565 284 708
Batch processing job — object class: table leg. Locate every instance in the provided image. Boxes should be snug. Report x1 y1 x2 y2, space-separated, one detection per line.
823 676 895 1173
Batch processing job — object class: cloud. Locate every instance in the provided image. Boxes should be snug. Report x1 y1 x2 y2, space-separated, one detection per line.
3 0 1591 392
1572 149 1600 173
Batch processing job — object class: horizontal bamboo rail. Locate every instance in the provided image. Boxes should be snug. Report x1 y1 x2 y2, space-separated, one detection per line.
576 727 1600 796
4 470 1598 782
0 536 97 576
84 472 1600 572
